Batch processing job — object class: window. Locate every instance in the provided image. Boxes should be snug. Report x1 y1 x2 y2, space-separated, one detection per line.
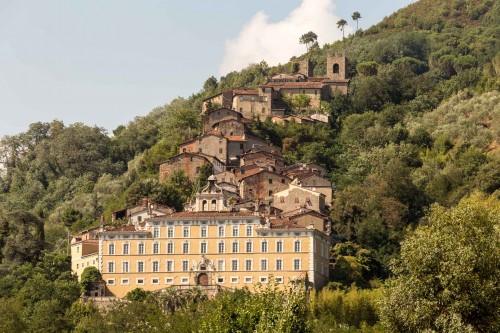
152 261 159 272
137 216 142 222
294 259 301 270
200 226 207 238
260 276 268 283
76 264 79 269
136 278 145 285
183 226 190 238
231 259 238 271
245 259 252 271
261 240 268 253
218 226 225 237
167 241 174 254
138 261 144 273
181 277 189 284
123 243 129 255
76 246 79 253
240 143 244 150
230 277 238 284
183 242 189 254
166 260 174 272
153 242 159 254
246 240 253 253
108 243 115 255
245 276 253 284
152 278 160 285
276 240 283 253
153 227 160 238
246 225 253 237
107 279 115 285
261 259 268 271
294 240 301 252
200 241 207 254
217 277 225 284
217 259 224 271
122 261 129 273
167 226 174 238
165 277 174 284
280 196 285 203
108 261 114 273
268 190 273 196
182 260 189 272
269 178 273 184
138 243 145 254
275 276 284 284
239 107 243 112
232 241 239 253
276 259 283 271
218 241 225 254
232 226 239 237
219 148 223 154
121 278 129 285
333 63 340 74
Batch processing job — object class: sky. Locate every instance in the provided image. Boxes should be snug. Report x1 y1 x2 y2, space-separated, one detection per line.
0 0 416 137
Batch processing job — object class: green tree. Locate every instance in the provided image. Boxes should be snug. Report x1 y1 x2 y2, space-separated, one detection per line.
337 19 348 39
80 266 102 295
299 31 318 51
352 11 362 30
126 287 151 302
381 192 500 333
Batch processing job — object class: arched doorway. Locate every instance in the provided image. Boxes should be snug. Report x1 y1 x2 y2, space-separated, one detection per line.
197 273 209 286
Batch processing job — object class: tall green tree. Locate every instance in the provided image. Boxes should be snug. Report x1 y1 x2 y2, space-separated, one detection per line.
299 31 318 51
381 192 500 333
337 19 348 39
352 11 362 30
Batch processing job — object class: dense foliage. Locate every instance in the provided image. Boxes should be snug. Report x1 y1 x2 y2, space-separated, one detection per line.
0 0 499 331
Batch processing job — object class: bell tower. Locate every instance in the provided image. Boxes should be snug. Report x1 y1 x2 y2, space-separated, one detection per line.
326 53 347 80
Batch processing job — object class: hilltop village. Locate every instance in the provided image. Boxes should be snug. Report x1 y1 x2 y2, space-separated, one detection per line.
71 54 349 297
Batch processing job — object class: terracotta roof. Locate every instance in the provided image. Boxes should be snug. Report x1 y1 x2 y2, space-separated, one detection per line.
294 172 324 181
260 81 327 89
227 135 245 142
202 91 233 102
102 225 146 233
243 151 284 161
240 168 291 181
233 89 259 95
283 208 328 219
147 211 257 220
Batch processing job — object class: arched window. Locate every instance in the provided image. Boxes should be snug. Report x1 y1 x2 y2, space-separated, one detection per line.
211 199 217 211
333 63 340 74
202 200 207 211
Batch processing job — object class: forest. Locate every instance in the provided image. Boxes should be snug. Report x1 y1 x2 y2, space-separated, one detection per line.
0 0 499 332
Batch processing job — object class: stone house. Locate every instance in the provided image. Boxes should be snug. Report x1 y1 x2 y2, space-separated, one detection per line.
281 163 326 178
202 91 234 112
202 108 250 133
239 170 292 201
159 152 225 182
283 208 331 233
292 173 333 204
273 184 326 214
240 150 285 172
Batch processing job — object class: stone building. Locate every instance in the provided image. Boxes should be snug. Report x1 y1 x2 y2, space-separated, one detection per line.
159 152 225 182
292 173 333 204
112 199 174 225
273 184 326 214
239 170 292 201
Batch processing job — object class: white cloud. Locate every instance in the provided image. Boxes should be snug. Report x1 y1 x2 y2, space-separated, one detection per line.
219 0 350 75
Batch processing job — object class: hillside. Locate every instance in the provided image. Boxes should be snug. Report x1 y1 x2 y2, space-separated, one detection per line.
0 0 499 331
